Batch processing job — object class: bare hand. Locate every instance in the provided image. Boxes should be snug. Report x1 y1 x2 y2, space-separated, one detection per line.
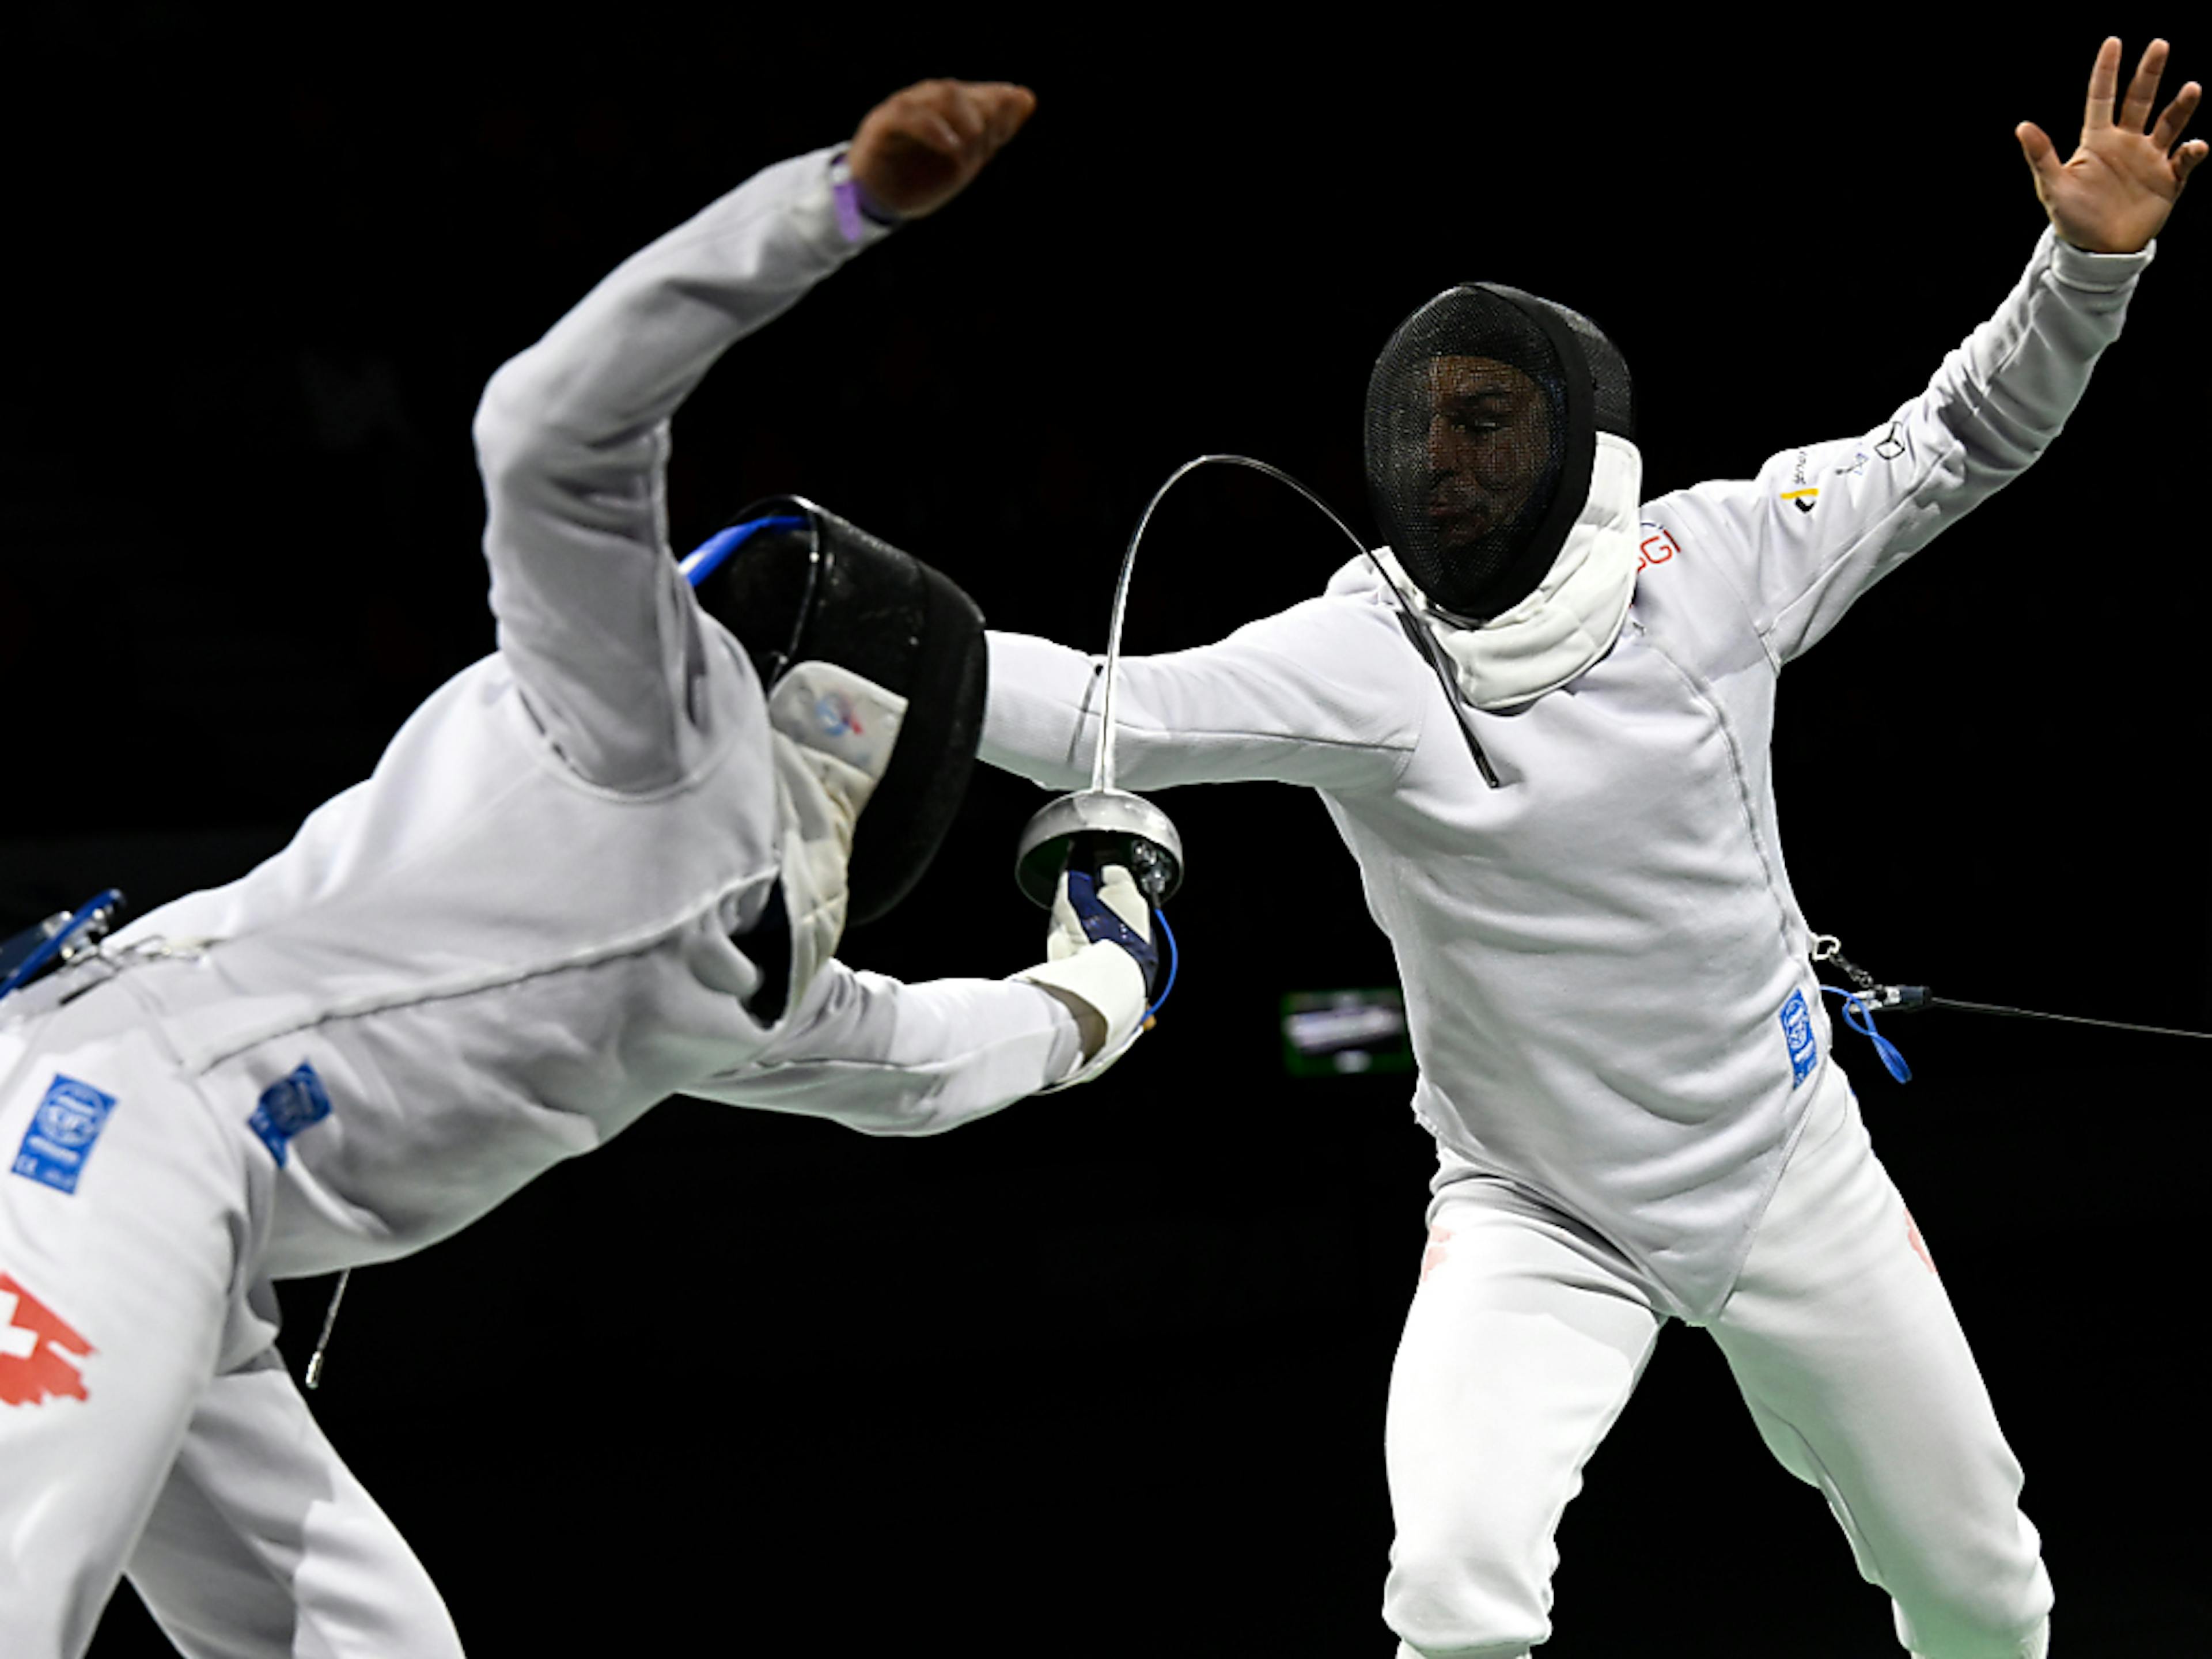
2017 37 2205 253
849 79 1037 221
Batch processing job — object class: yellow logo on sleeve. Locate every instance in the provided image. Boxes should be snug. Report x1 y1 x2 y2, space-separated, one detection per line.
1781 449 1820 515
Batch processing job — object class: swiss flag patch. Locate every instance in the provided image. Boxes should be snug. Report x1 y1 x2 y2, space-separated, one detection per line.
0 1272 93 1406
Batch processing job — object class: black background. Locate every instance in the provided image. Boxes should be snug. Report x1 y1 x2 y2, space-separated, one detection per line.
7 7 2207 1654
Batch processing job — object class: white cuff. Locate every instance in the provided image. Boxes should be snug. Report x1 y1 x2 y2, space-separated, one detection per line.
2047 224 2157 290
1014 939 1148 1063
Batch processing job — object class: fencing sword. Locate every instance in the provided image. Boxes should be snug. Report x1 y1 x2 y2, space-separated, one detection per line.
1010 453 1502 1088
1012 451 1495 913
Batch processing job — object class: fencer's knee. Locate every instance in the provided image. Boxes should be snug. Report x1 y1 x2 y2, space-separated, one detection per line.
1382 1541 1549 1659
1896 1584 2051 1659
1389 1628 1536 1659
1392 1643 1533 1659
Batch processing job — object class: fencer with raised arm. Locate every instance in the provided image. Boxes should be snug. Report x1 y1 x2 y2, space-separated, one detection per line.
0 77 1159 1659
980 37 2199 1659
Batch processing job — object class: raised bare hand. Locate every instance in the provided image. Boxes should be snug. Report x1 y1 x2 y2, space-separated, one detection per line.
849 79 1037 221
2017 37 2206 253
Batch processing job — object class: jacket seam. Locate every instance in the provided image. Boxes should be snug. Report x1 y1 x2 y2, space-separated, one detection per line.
177 866 780 1075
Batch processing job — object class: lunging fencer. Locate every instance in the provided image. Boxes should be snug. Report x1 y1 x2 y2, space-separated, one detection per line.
0 78 1165 1657
979 37 2201 1659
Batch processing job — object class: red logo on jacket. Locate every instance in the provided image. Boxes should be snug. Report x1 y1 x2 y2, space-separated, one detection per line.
0 1272 93 1406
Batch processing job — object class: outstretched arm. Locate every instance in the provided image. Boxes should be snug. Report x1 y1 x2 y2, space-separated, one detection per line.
684 961 1088 1136
982 596 1429 798
685 864 1158 1130
1645 38 2189 666
471 81 1033 793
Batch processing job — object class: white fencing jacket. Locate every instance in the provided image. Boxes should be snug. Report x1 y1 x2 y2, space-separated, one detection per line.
983 228 2152 1320
91 149 1081 1279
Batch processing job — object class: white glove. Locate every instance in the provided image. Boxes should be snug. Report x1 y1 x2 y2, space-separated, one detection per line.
1014 862 1157 1073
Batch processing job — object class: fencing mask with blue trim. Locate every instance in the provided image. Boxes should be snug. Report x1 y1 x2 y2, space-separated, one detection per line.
688 496 986 927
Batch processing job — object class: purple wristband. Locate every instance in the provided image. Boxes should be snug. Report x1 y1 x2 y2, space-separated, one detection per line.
831 151 900 243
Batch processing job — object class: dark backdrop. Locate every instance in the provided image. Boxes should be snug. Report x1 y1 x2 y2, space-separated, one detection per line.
7 9 2207 1654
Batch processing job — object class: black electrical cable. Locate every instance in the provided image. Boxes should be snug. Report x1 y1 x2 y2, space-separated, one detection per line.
1812 933 2212 1056
1916 996 2211 1040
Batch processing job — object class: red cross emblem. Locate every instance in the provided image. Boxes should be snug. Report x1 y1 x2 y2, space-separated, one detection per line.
0 1272 93 1406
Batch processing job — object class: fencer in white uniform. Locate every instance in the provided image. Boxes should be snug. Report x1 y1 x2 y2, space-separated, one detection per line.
979 41 2200 1659
0 79 1158 1657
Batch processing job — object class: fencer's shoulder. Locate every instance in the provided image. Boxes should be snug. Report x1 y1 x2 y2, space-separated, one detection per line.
1229 581 1404 656
1619 487 1775 666
1192 581 1431 715
1309 551 1419 633
1635 480 1766 570
1322 550 1388 601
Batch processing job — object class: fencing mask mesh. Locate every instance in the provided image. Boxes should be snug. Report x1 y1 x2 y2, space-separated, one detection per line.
694 497 986 925
1364 284 1634 623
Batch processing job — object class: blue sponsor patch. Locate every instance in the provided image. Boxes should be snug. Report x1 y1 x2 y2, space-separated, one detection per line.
248 1063 333 1167
1779 988 1819 1088
13 1074 119 1194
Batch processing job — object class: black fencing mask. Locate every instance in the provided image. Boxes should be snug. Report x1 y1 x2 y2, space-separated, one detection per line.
692 497 986 925
1363 284 1634 623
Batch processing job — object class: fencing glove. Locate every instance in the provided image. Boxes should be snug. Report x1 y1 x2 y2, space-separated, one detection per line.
1015 863 1157 1071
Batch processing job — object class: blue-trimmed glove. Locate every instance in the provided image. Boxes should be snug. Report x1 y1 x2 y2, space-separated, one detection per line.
1014 862 1156 1067
1057 867 1159 997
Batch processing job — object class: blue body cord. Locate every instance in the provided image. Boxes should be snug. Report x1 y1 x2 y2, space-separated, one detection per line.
1820 983 1912 1083
0 889 127 1002
1145 909 1179 1022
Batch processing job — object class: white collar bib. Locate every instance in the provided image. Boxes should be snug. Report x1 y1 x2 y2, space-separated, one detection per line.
1346 433 1644 711
763 659 907 1018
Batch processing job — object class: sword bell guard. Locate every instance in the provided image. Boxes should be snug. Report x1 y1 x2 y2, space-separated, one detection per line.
1014 789 1184 909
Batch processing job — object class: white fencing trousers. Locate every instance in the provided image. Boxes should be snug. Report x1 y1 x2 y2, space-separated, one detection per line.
1382 1064 2052 1659
1 971 463 1658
